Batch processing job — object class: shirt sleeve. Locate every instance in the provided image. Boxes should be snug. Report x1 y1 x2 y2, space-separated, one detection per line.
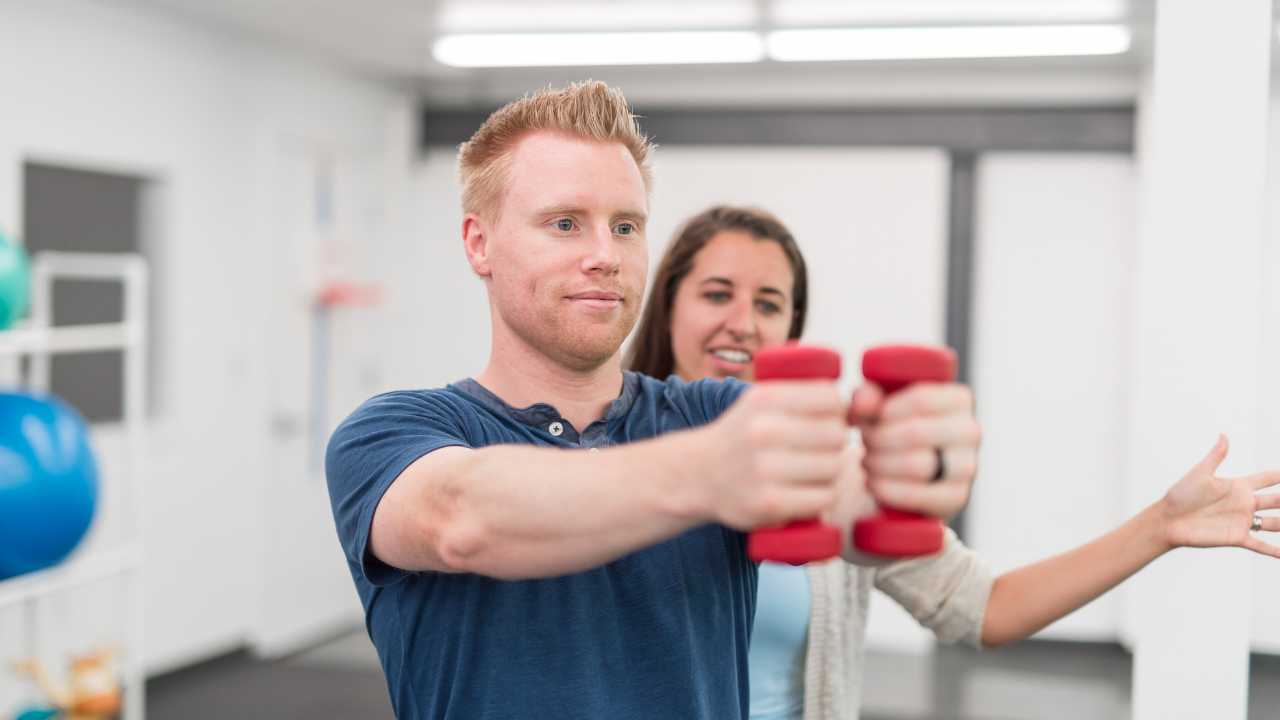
871 528 994 647
689 376 749 423
325 390 472 587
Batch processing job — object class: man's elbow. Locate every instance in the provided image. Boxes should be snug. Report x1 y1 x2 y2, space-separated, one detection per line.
372 496 490 575
404 452 493 574
434 517 491 574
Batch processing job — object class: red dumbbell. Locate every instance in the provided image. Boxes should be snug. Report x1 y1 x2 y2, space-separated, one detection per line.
746 344 845 564
853 344 958 557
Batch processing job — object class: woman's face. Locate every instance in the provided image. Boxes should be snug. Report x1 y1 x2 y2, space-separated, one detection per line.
669 230 796 382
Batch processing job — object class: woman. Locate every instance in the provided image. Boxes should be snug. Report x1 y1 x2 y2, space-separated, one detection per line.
627 205 1280 720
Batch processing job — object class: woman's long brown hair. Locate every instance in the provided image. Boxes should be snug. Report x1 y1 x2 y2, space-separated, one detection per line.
626 205 808 378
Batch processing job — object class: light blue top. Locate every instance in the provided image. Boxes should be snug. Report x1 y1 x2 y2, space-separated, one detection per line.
748 561 811 720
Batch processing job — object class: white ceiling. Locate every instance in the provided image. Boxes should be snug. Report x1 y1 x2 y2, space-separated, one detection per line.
135 0 1156 105
138 0 444 76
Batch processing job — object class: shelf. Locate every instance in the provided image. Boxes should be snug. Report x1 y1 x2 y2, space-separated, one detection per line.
0 323 139 356
0 251 150 719
0 543 142 608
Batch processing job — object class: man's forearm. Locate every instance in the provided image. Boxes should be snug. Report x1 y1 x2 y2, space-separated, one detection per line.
387 428 716 580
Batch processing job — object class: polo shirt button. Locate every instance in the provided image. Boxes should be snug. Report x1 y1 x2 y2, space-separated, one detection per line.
588 447 600 452
548 421 564 437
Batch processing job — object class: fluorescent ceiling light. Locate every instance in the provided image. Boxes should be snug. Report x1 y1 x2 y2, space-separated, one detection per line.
437 1 757 33
771 0 1127 26
767 24 1131 62
433 31 765 67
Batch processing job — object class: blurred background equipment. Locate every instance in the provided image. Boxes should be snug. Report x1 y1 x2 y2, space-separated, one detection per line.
0 391 98 581
0 231 31 331
0 251 148 719
11 648 122 720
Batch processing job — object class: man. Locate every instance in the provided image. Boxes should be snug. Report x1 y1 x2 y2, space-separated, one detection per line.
327 81 980 719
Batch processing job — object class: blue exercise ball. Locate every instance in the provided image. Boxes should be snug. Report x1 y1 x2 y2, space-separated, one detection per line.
0 392 98 580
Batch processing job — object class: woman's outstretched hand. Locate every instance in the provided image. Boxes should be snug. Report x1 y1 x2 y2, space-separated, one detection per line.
1161 434 1280 557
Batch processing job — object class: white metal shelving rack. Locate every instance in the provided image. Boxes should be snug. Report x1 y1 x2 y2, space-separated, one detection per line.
0 251 148 720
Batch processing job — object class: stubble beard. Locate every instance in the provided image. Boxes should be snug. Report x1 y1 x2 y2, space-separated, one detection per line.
500 292 639 373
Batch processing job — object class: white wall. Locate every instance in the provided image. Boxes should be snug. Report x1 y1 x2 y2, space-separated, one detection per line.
970 153 1137 641
1251 85 1280 656
1124 7 1269 714
389 149 491 389
969 103 1280 659
0 0 419 707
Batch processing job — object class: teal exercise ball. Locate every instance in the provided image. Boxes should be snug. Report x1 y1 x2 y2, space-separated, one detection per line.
0 231 30 330
0 392 98 580
14 708 60 720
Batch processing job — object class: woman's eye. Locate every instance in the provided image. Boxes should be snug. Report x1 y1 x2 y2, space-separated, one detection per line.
756 300 782 315
554 218 575 232
703 291 731 303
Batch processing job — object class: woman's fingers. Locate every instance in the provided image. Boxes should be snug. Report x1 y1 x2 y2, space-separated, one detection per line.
1243 535 1280 559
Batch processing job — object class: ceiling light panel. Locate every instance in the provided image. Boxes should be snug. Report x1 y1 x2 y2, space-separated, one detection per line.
770 0 1128 26
433 31 766 67
767 24 1132 61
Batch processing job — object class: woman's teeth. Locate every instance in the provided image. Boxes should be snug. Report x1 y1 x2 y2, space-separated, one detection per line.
712 349 751 364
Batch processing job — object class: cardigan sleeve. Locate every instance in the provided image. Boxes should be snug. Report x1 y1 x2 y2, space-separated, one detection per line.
872 528 993 647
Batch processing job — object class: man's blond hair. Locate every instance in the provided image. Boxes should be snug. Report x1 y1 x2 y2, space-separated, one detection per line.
457 80 654 220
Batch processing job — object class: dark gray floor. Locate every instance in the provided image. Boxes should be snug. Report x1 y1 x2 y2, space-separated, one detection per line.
862 641 1131 720
147 637 393 720
146 631 1280 719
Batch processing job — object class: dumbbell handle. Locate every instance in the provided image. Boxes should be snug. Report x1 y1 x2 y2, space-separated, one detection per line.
853 344 957 557
745 344 844 565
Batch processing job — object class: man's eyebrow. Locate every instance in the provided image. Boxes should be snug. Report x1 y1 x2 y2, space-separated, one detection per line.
614 209 648 224
532 206 647 225
534 205 586 217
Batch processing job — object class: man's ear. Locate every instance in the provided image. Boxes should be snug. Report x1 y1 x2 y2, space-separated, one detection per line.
462 214 492 279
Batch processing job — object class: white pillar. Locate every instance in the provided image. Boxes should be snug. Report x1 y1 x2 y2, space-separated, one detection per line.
1127 2 1271 719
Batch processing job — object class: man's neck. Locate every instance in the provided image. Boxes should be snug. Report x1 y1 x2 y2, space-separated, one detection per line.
476 337 624 433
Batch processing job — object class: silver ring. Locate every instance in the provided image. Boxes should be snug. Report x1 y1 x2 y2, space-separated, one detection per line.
1252 515 1264 532
931 447 946 484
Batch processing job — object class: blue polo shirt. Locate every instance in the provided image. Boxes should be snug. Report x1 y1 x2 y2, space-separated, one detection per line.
326 371 755 720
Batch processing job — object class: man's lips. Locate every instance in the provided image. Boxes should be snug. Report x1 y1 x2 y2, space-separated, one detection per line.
567 291 624 310
567 291 623 302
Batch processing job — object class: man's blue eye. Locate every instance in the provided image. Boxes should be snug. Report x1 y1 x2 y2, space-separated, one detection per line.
556 219 574 232
616 223 635 235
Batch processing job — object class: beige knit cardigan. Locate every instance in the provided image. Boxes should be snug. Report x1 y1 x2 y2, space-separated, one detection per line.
800 529 994 720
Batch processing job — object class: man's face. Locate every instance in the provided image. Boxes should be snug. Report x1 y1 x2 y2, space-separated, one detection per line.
470 131 649 371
